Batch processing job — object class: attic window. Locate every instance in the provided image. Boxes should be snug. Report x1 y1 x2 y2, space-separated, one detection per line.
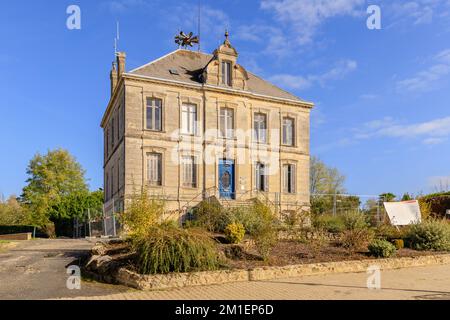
169 69 179 75
221 61 232 86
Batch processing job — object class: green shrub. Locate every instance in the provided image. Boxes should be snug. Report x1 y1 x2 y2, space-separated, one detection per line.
368 239 397 258
375 224 403 241
132 225 220 274
342 211 370 230
229 206 261 234
119 186 165 236
245 201 279 261
224 223 245 244
313 214 345 233
405 220 450 251
192 200 231 233
340 228 374 252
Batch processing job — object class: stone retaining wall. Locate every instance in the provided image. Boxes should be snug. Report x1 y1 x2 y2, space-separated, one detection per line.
110 253 450 291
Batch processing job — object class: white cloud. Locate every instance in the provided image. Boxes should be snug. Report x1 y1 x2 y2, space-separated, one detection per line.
396 49 450 93
269 59 357 90
355 116 450 145
260 0 365 45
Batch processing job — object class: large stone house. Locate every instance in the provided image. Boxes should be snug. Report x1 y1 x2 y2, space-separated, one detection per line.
101 33 314 227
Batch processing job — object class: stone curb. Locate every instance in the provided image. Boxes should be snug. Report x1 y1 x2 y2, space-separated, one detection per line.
113 253 450 291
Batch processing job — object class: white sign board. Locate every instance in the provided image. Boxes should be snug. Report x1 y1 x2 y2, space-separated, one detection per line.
384 200 422 226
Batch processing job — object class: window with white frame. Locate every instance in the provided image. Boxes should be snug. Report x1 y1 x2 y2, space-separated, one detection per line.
254 113 267 143
282 117 295 146
255 162 268 192
219 107 234 138
221 61 232 86
147 153 162 186
181 103 197 135
283 164 296 194
182 156 197 188
146 98 162 131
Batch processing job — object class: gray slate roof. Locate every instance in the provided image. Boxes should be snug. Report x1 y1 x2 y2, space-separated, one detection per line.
129 50 304 102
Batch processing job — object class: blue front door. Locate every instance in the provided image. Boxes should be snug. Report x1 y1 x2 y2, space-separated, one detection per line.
219 159 235 199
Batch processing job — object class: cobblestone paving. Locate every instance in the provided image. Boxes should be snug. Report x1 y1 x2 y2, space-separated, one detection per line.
69 264 450 300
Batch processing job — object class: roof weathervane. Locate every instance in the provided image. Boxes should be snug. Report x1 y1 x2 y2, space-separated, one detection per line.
175 31 200 49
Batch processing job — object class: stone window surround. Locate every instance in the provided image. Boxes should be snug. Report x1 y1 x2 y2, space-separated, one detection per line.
179 96 203 138
280 112 298 148
252 108 271 145
142 91 167 133
281 159 298 195
217 101 238 140
142 146 166 188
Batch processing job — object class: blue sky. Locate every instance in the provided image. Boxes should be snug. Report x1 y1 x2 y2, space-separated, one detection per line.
1 0 450 199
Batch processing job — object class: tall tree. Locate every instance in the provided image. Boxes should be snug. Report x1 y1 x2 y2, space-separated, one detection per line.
379 193 396 202
310 156 349 215
21 149 88 229
0 195 30 225
310 156 346 195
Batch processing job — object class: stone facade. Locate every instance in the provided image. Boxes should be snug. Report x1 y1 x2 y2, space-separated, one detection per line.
101 35 314 224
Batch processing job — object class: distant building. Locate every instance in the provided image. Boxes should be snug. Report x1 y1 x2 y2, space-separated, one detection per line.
101 33 314 226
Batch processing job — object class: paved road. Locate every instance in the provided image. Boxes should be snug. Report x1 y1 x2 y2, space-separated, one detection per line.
70 264 450 300
0 239 131 300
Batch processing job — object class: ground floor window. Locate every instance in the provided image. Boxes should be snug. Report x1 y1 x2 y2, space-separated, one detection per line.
182 156 197 188
255 162 268 191
147 153 162 186
283 164 296 194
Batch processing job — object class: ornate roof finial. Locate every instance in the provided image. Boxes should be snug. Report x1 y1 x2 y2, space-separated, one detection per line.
224 29 230 46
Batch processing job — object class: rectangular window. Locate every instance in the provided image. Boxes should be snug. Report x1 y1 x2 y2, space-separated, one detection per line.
255 162 268 192
105 128 110 156
182 156 197 188
283 164 296 194
219 107 234 138
116 109 120 141
282 117 295 146
111 118 115 149
146 98 162 131
147 153 162 186
110 166 115 197
116 163 120 193
105 173 109 201
221 61 232 86
254 113 267 143
181 103 197 135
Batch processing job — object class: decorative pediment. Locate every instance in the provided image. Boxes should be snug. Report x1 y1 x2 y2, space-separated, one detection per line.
202 31 248 90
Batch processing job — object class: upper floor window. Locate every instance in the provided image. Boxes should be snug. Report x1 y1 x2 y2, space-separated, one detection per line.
146 98 162 131
254 113 267 143
221 61 232 86
182 156 197 188
181 103 197 135
111 118 115 148
105 128 110 156
283 164 296 194
255 162 268 192
219 107 234 138
282 117 295 146
147 153 162 186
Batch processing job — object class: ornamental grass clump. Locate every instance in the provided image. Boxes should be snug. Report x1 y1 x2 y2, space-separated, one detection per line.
132 224 220 275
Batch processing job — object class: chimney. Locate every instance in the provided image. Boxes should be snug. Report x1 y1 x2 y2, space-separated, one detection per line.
116 52 126 77
110 62 118 96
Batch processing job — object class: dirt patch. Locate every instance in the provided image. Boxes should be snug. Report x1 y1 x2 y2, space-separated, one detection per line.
96 239 445 273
